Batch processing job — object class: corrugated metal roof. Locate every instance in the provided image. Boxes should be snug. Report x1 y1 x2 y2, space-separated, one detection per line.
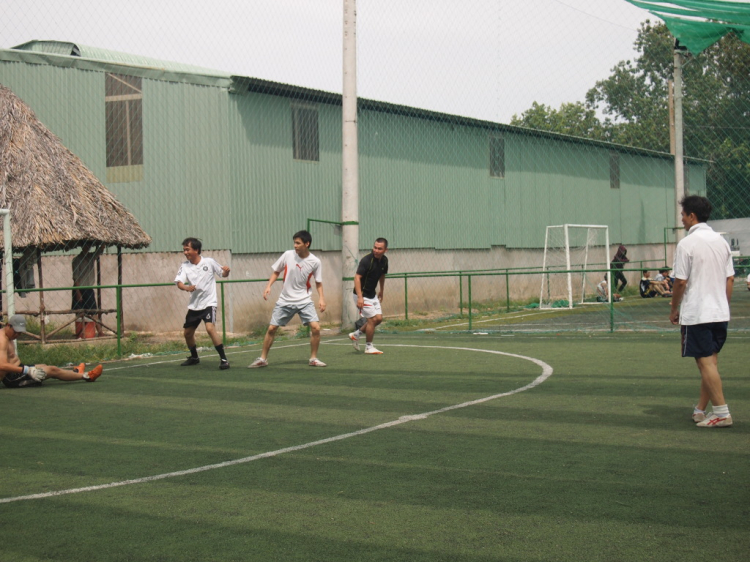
12 40 230 79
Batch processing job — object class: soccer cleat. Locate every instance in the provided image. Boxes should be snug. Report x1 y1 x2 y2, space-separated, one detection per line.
348 331 360 351
692 411 707 423
74 363 86 374
308 358 327 367
219 360 230 370
364 346 383 355
696 414 733 428
181 357 200 366
248 357 268 368
85 365 103 382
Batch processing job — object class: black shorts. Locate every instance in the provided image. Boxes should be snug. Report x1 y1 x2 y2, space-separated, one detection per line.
183 307 217 329
72 288 97 310
681 322 728 358
2 365 42 388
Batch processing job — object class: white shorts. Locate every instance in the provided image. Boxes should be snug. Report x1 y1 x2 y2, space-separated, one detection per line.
270 301 319 326
353 294 382 319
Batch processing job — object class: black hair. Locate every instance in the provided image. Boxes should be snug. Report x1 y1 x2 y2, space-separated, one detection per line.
375 237 389 248
680 195 712 223
293 230 312 247
182 237 202 254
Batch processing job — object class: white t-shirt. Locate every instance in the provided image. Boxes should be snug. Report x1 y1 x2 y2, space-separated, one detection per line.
271 250 323 306
672 222 735 325
174 256 225 310
596 280 607 298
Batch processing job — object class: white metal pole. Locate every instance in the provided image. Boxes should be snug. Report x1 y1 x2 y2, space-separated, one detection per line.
1 210 14 319
605 228 611 304
341 0 360 330
673 43 686 242
564 224 573 309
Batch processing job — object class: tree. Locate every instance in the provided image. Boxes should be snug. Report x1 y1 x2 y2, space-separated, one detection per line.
512 21 750 219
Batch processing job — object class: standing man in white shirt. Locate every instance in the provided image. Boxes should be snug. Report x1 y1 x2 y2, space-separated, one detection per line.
669 196 735 428
175 237 231 370
249 230 327 368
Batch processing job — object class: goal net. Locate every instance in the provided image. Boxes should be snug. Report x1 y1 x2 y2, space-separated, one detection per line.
539 224 610 309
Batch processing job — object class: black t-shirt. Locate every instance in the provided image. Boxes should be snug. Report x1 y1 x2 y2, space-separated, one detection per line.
354 253 389 299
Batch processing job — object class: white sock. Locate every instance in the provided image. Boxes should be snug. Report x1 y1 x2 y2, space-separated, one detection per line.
713 404 730 417
366 342 373 349
693 406 706 415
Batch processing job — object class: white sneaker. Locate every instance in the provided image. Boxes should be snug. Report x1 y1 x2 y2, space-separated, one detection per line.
364 346 383 355
692 410 707 423
348 331 360 351
696 413 732 428
309 358 327 367
248 357 268 368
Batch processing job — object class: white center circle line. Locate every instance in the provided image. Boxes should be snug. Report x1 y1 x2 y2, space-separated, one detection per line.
1 345 553 504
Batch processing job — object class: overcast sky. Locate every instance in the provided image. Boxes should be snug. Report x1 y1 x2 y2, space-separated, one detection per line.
1 0 653 123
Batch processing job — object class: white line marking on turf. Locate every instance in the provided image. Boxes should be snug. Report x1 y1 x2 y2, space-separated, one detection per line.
1 345 552 504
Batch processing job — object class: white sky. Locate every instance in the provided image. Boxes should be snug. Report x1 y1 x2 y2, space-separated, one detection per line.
0 0 652 123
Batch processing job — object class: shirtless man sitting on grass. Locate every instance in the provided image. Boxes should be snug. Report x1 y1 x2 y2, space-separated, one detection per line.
0 315 102 388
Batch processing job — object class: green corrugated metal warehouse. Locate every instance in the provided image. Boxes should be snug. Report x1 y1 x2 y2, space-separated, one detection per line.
0 40 704 257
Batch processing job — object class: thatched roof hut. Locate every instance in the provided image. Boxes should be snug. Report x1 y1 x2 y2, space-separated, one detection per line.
0 83 151 251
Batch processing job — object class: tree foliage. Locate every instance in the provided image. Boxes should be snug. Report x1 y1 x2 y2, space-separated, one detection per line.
510 21 750 219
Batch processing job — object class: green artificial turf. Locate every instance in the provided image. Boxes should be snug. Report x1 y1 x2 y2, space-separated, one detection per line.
1 333 748 561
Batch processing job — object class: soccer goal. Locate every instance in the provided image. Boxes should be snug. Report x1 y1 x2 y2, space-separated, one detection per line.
539 224 610 309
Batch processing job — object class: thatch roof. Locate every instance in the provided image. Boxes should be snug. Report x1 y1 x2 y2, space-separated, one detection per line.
0 83 151 251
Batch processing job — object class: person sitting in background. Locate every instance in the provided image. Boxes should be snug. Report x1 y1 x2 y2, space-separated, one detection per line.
655 268 673 292
596 275 621 302
640 270 671 298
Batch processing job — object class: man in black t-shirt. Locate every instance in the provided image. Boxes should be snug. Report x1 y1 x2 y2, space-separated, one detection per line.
349 238 389 354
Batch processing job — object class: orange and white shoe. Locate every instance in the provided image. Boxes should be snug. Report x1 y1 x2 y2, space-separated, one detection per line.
74 363 86 374
364 346 383 355
308 358 327 367
696 413 732 428
85 365 103 382
348 331 360 352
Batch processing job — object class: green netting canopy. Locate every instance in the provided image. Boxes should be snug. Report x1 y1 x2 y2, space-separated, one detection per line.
627 0 750 53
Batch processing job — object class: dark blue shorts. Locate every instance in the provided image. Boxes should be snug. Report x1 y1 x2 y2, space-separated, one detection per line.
681 322 728 358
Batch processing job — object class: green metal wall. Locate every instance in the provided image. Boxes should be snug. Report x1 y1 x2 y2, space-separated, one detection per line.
0 51 702 255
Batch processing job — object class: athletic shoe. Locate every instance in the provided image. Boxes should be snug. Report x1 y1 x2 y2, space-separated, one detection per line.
308 358 327 367
248 358 268 368
181 357 200 366
696 414 733 428
74 363 85 374
219 360 230 370
348 331 360 351
364 346 383 355
692 411 707 423
85 365 103 382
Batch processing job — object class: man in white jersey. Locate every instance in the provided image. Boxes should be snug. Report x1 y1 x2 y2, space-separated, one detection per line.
249 230 327 368
175 238 231 370
669 196 735 428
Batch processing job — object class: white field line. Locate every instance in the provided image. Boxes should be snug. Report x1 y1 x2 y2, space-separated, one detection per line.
1 344 552 504
429 309 560 330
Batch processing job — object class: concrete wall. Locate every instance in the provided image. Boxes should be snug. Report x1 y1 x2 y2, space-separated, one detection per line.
10 243 674 336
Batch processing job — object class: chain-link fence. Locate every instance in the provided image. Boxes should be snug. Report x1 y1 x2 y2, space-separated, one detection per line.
1 1 747 351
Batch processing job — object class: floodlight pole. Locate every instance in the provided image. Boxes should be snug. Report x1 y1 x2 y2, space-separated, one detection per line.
341 0 360 330
673 40 686 242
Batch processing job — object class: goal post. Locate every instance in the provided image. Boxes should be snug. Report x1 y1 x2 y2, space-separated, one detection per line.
540 224 610 309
